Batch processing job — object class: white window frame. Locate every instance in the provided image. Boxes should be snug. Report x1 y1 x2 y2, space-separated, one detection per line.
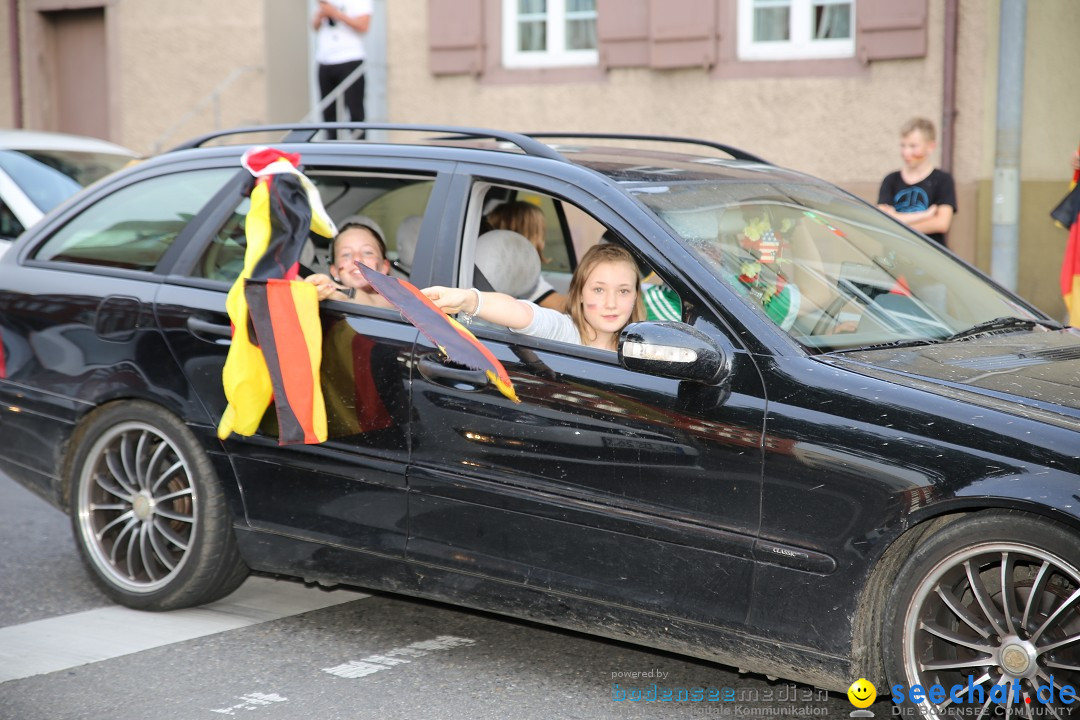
502 0 599 69
737 0 855 61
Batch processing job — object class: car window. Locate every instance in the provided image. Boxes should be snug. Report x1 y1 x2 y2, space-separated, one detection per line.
12 148 134 187
198 195 252 282
630 181 1039 350
462 181 683 349
196 172 435 284
354 180 435 268
0 149 82 213
33 168 234 272
0 198 24 239
479 185 598 298
523 191 573 274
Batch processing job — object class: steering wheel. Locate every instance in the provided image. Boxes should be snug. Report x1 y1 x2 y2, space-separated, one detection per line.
810 295 852 336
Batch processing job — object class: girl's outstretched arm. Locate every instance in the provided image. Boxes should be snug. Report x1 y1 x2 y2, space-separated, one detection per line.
423 286 534 330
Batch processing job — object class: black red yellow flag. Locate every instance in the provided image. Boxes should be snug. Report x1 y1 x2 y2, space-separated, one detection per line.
356 263 520 403
1062 210 1080 328
1056 144 1080 327
244 278 327 444
217 147 335 444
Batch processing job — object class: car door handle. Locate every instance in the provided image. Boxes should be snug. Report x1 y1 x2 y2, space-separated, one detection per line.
416 353 488 390
187 316 233 342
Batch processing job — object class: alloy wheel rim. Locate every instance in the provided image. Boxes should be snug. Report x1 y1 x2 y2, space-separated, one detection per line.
903 542 1080 719
75 422 197 593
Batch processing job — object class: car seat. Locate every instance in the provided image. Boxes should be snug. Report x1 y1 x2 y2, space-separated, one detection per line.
392 214 421 278
474 229 541 299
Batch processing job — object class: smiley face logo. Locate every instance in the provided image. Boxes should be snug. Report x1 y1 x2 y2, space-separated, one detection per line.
848 678 877 708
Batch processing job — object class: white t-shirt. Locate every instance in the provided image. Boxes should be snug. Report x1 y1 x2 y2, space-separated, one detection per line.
510 302 583 345
315 0 372 65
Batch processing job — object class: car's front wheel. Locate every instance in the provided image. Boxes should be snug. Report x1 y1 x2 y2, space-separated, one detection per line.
884 512 1080 719
69 401 248 610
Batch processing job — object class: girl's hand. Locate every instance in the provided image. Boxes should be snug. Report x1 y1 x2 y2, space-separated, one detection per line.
422 286 474 315
306 273 345 301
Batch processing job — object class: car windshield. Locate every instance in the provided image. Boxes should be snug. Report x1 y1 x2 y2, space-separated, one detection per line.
628 179 1041 351
0 148 133 213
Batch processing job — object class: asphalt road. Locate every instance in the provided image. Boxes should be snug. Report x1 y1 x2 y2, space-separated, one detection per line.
0 472 891 720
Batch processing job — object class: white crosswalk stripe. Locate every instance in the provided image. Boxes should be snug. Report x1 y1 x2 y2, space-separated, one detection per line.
0 577 367 683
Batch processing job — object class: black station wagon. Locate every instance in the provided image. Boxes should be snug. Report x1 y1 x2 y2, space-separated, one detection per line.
2 124 1079 719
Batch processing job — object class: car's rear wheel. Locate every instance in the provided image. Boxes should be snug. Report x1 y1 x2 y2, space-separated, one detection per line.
884 512 1080 719
69 402 248 610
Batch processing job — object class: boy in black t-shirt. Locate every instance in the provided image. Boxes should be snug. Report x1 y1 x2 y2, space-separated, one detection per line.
877 117 957 247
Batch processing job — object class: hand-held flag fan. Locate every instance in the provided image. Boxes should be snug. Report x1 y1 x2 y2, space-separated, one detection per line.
355 263 520 403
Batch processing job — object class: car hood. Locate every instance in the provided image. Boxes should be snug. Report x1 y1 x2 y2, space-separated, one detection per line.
827 328 1080 423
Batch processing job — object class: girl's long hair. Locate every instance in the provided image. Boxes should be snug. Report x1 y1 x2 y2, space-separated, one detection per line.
567 243 645 343
486 201 549 262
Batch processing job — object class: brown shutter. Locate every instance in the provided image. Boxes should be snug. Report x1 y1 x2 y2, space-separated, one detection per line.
428 0 484 76
596 0 650 68
648 0 716 69
856 0 928 62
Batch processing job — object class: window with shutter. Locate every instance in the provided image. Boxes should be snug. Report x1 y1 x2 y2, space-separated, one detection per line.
426 0 922 80
855 0 928 62
428 0 485 76
649 0 717 69
595 0 649 68
501 0 599 69
737 0 855 61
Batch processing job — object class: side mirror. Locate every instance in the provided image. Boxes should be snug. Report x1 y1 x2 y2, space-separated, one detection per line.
618 321 730 385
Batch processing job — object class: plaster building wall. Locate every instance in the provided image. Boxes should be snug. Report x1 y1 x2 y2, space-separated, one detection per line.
387 2 978 251
115 0 267 154
0 1 14 128
839 0 988 266
1015 0 1080 319
10 0 267 153
3 1 1076 316
389 1 951 185
387 0 1080 317
264 0 313 125
973 0 1080 319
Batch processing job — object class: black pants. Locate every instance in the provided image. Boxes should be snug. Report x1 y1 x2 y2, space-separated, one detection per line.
318 60 366 133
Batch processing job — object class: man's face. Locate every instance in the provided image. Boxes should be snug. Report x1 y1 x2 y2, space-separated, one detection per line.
333 227 389 290
900 130 935 169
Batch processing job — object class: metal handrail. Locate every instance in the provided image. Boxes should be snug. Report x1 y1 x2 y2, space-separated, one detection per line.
150 66 264 153
300 61 367 124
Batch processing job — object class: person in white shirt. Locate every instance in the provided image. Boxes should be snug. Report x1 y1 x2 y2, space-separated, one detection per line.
424 244 645 352
312 0 372 137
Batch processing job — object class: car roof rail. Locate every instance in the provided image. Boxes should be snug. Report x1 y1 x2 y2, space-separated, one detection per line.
522 132 768 164
166 123 566 161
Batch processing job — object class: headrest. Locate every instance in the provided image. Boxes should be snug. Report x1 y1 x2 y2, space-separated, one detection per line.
475 229 540 299
395 215 422 270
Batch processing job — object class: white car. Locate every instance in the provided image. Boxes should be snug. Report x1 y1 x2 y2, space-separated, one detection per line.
0 130 139 255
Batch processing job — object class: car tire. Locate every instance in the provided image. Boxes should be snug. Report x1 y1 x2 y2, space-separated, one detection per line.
69 401 249 610
883 511 1080 719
